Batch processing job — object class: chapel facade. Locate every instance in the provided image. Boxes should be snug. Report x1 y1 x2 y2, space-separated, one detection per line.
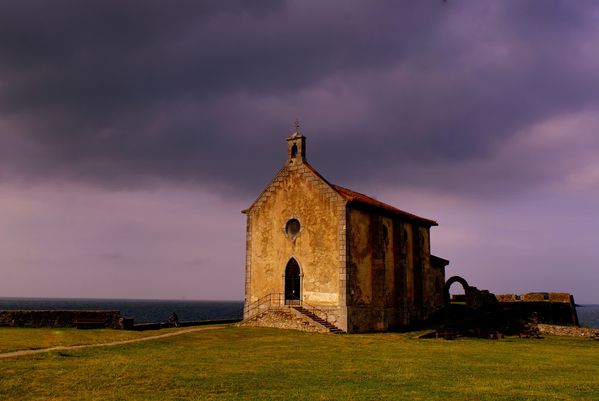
242 129 448 333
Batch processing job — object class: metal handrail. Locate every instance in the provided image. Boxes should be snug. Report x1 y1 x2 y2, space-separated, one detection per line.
244 292 272 312
243 293 269 317
297 299 329 322
244 293 285 318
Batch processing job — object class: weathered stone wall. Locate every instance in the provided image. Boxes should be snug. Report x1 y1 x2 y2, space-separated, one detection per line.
240 309 329 333
0 310 122 329
347 206 438 332
496 292 573 303
418 226 433 313
430 267 446 310
247 166 343 306
348 207 384 332
382 217 396 317
349 208 374 306
244 142 351 331
496 292 579 326
402 222 414 317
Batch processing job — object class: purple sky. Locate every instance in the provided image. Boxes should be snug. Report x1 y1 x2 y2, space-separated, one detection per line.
1 1 598 302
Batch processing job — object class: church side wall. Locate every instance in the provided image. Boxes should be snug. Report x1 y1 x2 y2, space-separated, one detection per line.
403 222 415 318
430 266 446 310
347 206 436 332
382 217 395 310
419 226 433 314
409 226 434 321
347 207 406 332
247 167 343 318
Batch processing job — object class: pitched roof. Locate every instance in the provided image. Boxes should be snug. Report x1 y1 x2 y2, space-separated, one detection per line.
244 161 438 226
302 163 437 226
330 184 438 226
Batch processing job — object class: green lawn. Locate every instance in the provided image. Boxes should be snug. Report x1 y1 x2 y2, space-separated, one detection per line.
0 326 190 353
1 326 598 400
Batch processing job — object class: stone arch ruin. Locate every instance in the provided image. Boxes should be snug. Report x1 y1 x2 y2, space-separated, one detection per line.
444 275 470 305
443 276 497 309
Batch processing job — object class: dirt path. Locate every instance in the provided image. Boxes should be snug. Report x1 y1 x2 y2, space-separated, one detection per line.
0 325 228 359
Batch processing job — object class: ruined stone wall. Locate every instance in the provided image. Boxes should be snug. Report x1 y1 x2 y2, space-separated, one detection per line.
0 310 122 329
246 165 345 319
496 292 572 303
496 292 579 326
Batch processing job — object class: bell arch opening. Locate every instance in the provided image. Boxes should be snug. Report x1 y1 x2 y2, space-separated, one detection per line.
284 258 301 305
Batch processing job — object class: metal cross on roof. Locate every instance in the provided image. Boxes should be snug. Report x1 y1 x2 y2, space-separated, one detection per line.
293 119 300 132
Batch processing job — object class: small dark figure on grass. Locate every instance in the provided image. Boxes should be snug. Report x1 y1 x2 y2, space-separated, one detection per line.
169 312 179 327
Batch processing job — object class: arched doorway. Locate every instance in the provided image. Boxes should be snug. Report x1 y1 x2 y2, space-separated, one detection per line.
284 258 301 305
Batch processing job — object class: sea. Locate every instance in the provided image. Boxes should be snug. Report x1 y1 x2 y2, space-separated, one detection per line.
576 305 599 329
0 298 598 328
0 298 244 324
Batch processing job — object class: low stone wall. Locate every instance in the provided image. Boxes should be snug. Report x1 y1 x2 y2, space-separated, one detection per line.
132 318 241 331
0 310 122 329
496 292 573 303
536 324 599 338
240 309 328 333
496 292 579 326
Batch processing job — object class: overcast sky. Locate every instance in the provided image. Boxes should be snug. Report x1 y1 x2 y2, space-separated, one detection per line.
1 1 598 302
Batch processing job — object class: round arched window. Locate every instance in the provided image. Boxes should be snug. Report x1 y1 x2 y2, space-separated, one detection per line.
286 218 301 237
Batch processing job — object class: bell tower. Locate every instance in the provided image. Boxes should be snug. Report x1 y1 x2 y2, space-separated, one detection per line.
287 119 306 164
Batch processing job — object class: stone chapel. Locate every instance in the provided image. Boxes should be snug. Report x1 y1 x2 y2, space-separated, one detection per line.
242 129 449 333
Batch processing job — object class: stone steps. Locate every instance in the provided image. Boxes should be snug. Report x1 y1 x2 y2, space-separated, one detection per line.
293 307 345 334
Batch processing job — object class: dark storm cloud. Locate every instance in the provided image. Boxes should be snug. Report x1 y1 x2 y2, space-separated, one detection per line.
1 1 598 197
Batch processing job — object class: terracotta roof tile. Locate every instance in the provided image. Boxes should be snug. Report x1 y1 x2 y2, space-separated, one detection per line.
330 184 438 226
301 163 437 225
245 161 438 226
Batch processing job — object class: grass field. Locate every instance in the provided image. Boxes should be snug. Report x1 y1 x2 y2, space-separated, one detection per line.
0 326 192 354
1 326 598 400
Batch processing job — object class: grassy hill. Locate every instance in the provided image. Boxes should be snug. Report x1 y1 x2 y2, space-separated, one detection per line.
1 326 598 400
